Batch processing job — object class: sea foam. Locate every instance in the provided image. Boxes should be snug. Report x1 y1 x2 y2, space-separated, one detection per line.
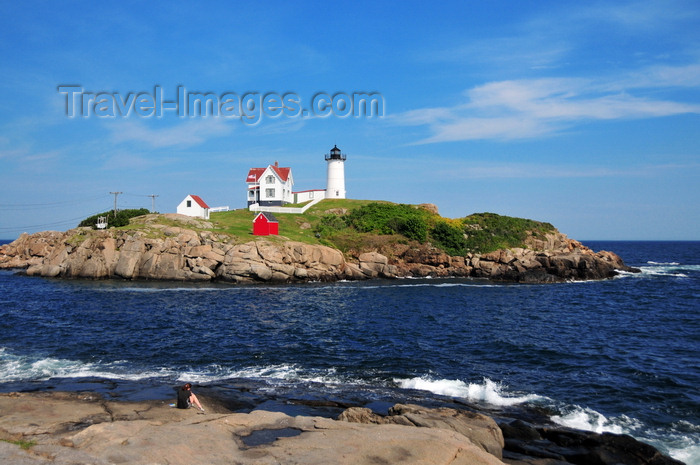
553 406 700 464
551 405 627 434
395 376 542 407
0 347 174 382
639 262 699 278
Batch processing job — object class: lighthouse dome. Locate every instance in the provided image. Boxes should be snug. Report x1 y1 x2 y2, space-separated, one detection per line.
325 145 346 161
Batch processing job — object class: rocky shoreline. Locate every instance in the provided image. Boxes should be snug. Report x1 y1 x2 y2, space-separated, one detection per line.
0 391 683 465
0 214 639 284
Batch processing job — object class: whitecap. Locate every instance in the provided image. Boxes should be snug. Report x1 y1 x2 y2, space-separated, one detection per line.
0 348 176 382
395 376 542 407
668 441 700 465
175 363 354 387
614 262 699 279
551 405 626 434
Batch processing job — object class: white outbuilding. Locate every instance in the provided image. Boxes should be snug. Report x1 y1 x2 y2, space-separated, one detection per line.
177 194 210 219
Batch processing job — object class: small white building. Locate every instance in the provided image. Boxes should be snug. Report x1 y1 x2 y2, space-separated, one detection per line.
177 194 210 219
246 161 294 207
293 189 326 204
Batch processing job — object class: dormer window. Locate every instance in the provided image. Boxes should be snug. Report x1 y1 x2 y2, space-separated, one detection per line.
266 175 275 184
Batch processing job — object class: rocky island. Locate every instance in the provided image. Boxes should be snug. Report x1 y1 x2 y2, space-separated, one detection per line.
0 201 638 284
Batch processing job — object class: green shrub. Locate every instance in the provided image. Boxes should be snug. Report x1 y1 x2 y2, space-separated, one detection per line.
429 221 467 256
392 216 428 242
305 203 557 257
345 203 429 239
314 214 348 237
79 208 150 229
461 212 555 253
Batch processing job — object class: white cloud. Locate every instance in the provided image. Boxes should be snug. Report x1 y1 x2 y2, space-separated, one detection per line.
422 37 571 72
393 69 700 143
425 160 700 180
606 63 700 91
468 78 699 119
106 118 234 148
0 148 28 160
344 148 699 181
572 0 700 29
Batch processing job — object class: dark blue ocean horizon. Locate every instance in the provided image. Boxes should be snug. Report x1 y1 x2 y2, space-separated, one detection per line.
1 240 698 463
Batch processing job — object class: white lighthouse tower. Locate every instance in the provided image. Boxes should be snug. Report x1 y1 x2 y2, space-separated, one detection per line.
325 144 346 199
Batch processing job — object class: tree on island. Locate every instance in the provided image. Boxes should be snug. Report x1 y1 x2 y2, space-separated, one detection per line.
78 208 150 229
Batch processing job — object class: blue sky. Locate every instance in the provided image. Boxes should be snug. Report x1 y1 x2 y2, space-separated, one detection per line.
1 0 698 240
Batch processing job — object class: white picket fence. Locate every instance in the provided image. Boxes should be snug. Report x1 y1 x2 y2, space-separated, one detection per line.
249 197 324 214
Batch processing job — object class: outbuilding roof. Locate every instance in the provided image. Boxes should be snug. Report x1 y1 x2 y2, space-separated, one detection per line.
253 212 278 223
189 195 210 209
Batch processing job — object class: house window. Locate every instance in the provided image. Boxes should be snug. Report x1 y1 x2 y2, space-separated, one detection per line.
266 175 275 184
187 200 192 207
265 188 275 197
249 190 255 198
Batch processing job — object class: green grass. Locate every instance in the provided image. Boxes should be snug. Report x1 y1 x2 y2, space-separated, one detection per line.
1 439 37 450
209 199 379 245
65 232 88 246
206 209 256 238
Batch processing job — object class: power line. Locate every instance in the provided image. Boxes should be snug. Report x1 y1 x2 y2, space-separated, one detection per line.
0 194 109 210
0 191 161 236
122 192 152 198
0 209 110 232
148 194 159 212
110 192 123 217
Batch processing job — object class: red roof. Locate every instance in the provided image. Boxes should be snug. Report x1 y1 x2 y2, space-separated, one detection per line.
246 164 291 182
246 168 266 182
272 165 291 181
189 195 210 209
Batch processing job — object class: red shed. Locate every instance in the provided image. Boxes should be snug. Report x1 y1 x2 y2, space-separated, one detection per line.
253 212 279 236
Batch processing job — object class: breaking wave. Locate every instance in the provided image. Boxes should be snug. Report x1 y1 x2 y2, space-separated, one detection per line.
395 376 542 407
0 347 174 382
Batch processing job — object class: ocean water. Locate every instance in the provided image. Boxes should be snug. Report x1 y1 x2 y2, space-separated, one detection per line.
0 240 698 463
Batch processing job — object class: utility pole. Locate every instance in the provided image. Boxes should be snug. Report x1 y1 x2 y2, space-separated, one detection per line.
148 194 159 213
109 191 122 218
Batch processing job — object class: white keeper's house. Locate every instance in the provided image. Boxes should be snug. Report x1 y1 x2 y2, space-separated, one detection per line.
246 161 294 207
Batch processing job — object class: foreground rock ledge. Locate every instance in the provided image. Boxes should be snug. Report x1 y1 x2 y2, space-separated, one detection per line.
0 215 639 283
0 392 683 465
0 392 503 465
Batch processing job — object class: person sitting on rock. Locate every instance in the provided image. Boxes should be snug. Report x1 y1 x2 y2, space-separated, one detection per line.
176 383 204 412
